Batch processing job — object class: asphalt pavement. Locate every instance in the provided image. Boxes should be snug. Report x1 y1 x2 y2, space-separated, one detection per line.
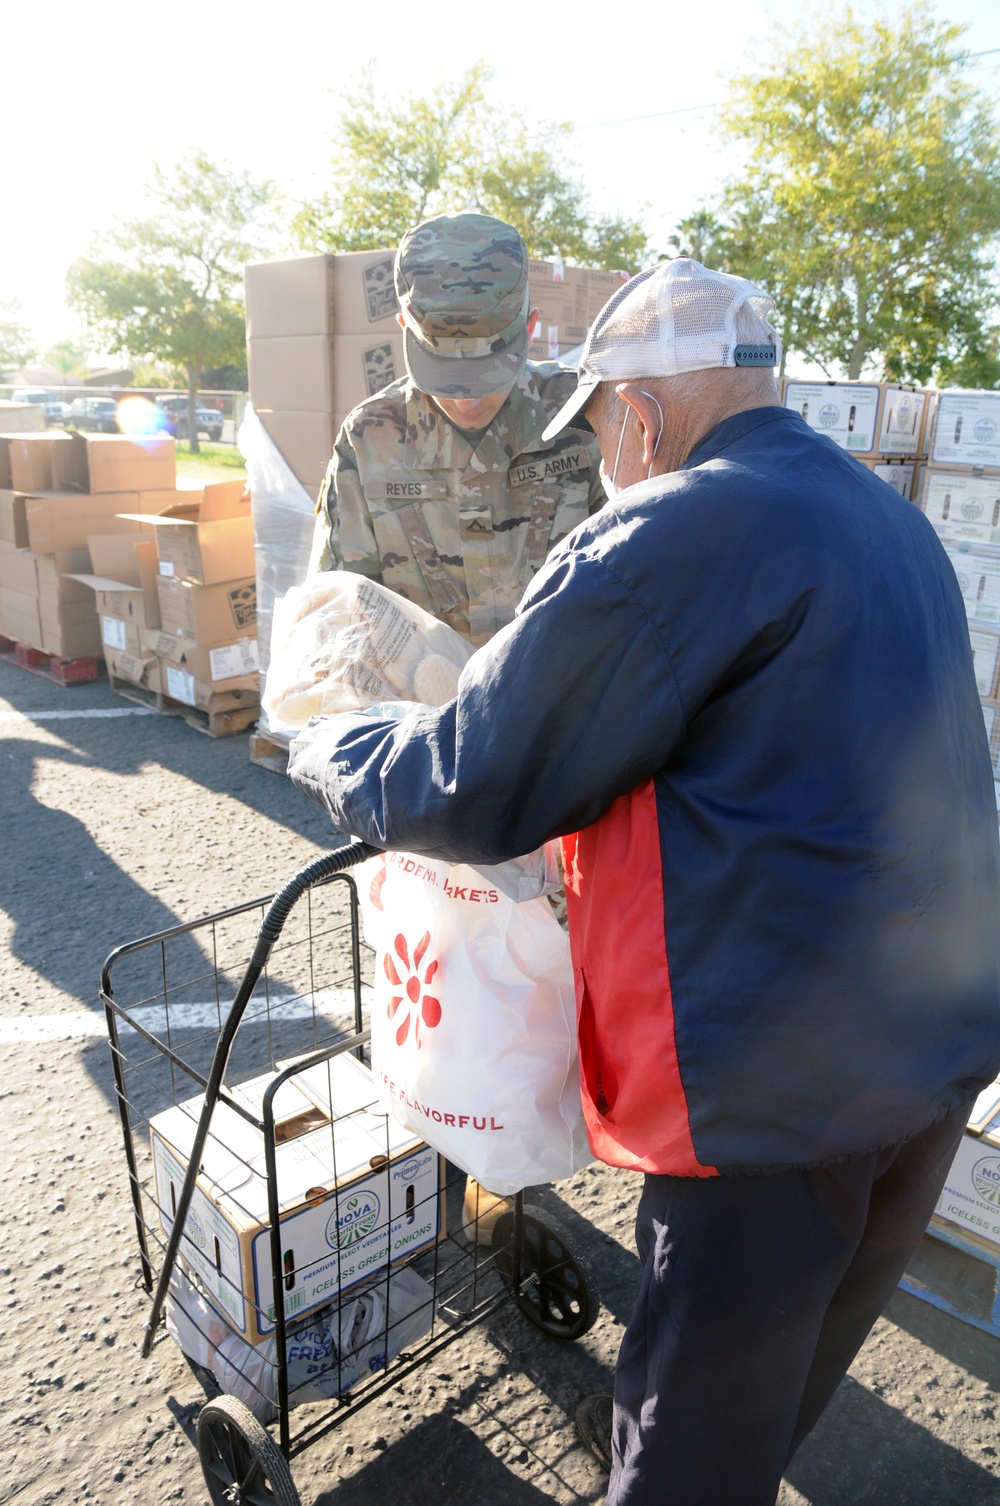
1 654 999 1506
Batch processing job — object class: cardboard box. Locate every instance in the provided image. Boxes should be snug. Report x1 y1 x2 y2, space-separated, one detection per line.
332 333 405 413
104 646 161 692
247 334 336 413
119 482 252 586
876 386 928 457
332 249 400 332
920 469 1000 545
36 550 94 605
0 543 38 597
156 574 257 646
71 546 162 655
149 631 259 685
50 432 176 494
983 700 1000 770
159 663 259 712
149 1052 441 1343
864 459 917 500
0 588 42 648
7 432 73 493
942 543 1000 626
0 490 28 548
87 533 158 588
39 597 102 658
934 1083 1000 1250
929 391 1000 471
0 403 46 436
525 259 628 359
244 250 399 340
257 410 337 490
970 627 1000 698
784 381 883 456
24 493 143 554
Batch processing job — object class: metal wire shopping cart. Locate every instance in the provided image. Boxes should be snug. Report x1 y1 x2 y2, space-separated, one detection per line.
101 841 600 1506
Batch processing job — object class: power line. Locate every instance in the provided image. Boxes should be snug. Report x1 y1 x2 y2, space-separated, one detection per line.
570 44 1000 133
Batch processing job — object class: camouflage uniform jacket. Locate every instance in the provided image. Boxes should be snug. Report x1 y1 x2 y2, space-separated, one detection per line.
309 361 604 646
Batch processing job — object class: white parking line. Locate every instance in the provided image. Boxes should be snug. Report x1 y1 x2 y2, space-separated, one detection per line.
0 707 157 724
0 988 373 1043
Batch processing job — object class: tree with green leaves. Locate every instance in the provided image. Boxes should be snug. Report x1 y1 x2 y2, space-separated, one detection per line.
0 299 36 376
692 5 1000 383
294 63 649 274
68 153 274 450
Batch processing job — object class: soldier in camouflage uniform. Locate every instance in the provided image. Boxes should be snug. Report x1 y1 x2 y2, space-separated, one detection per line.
308 213 600 1238
309 212 604 647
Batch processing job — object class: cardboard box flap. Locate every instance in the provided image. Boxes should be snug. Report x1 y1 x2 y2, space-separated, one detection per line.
123 479 247 528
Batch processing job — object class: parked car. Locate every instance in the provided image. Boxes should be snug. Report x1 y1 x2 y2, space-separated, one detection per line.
154 394 224 442
10 388 69 425
64 397 119 433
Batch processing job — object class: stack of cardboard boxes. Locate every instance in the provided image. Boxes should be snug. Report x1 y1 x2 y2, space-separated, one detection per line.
782 378 930 498
525 257 629 364
72 480 260 731
916 389 1000 799
245 250 403 503
0 431 175 663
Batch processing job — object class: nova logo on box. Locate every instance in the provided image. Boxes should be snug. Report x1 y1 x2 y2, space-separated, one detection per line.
974 419 998 445
972 1156 1000 1206
819 404 839 428
963 498 985 520
186 1209 208 1250
326 1190 381 1249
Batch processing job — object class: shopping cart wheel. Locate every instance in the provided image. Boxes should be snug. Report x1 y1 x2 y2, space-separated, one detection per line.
493 1206 599 1341
197 1394 301 1506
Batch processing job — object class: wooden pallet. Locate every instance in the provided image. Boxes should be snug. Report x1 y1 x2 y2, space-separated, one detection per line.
899 1215 1000 1339
0 635 107 686
108 674 259 739
249 726 292 773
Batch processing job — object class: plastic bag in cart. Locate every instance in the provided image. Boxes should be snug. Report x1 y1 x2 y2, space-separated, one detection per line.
166 1263 433 1425
263 571 475 732
358 849 592 1197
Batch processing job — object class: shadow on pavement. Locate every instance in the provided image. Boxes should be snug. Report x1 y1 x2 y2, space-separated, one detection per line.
0 735 206 1007
312 1409 593 1506
885 1286 1000 1390
785 1371 999 1505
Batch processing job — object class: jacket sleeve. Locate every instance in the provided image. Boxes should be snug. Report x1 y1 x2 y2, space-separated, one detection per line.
309 421 382 581
287 544 689 862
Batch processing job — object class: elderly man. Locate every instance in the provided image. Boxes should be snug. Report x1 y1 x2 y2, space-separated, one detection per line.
289 259 1000 1504
308 211 604 648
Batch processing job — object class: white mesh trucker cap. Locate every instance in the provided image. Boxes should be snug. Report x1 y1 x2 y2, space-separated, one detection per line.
541 258 781 441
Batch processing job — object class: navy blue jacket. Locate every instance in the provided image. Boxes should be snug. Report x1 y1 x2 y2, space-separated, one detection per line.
289 406 1000 1173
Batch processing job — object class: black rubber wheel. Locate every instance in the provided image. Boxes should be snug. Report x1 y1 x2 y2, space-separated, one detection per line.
196 1394 301 1506
493 1206 599 1341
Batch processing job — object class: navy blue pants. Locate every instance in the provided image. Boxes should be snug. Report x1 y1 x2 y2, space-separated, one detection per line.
608 1106 969 1506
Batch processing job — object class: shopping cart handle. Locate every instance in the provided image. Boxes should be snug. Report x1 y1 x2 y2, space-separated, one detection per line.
141 837 379 1357
251 839 380 965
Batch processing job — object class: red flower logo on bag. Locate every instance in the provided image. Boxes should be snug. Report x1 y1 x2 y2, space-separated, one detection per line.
384 932 441 1048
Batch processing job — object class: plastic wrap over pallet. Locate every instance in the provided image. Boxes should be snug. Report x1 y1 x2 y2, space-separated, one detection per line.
239 405 317 725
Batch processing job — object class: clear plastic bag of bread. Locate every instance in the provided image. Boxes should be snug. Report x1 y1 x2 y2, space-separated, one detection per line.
263 571 475 731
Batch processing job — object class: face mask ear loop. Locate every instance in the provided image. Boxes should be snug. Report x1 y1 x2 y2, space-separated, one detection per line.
639 390 664 478
609 404 632 491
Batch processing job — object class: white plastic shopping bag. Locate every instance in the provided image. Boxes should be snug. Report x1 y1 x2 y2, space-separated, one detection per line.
359 850 591 1195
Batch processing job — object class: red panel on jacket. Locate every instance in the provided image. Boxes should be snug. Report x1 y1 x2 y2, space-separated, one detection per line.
563 779 718 1177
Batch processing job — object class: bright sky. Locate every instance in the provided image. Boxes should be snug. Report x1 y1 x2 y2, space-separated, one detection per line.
4 0 999 353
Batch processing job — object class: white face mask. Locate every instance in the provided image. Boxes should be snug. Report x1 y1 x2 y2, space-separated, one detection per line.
599 391 664 500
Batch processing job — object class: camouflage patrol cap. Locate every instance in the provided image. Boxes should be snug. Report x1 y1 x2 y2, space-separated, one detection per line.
395 212 530 398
